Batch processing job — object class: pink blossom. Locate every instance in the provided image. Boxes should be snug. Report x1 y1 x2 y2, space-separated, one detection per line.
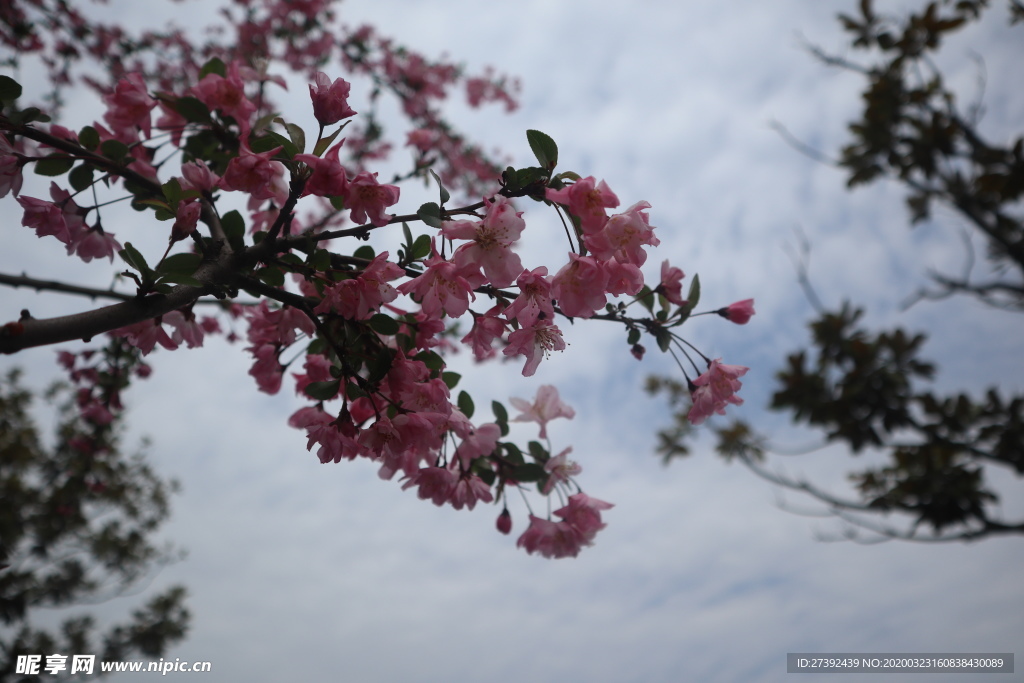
80 400 114 426
0 133 22 198
461 306 508 361
192 61 256 131
551 253 608 318
109 318 178 355
542 447 582 494
503 267 555 328
659 260 687 306
402 466 457 506
295 141 349 198
545 176 619 235
406 128 437 152
221 142 287 202
516 515 585 559
309 72 357 126
453 422 500 469
170 200 202 242
19 195 70 243
397 255 475 320
719 299 755 325
441 195 525 288
503 320 566 377
554 493 614 544
103 72 156 138
288 405 333 430
180 160 220 193
246 301 315 346
315 252 404 320
345 171 400 227
163 310 204 348
248 342 284 394
509 384 575 439
450 474 494 510
496 508 513 535
69 228 121 263
585 200 659 266
306 420 363 463
688 359 749 425
602 260 644 296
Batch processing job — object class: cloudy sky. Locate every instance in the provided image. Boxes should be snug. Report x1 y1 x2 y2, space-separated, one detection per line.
2 0 1022 681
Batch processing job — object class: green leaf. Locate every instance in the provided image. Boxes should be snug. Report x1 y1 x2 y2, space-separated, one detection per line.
156 274 203 287
503 442 525 465
429 169 450 205
637 285 655 313
250 131 295 158
442 372 461 389
78 126 100 150
100 139 130 162
417 202 442 229
171 96 211 123
198 57 226 79
410 234 432 260
220 210 245 251
687 273 701 309
526 129 558 170
653 326 672 353
458 390 475 419
492 400 509 424
627 327 641 346
512 463 546 483
310 249 332 271
415 350 445 371
159 252 202 276
368 313 400 336
68 164 95 192
162 177 184 206
312 126 343 157
279 119 306 154
305 380 341 401
0 75 22 102
119 242 152 278
353 245 376 261
256 267 285 287
33 155 74 177
528 440 548 463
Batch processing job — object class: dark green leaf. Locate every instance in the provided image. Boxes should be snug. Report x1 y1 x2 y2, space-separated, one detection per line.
503 442 525 465
442 372 461 389
312 126 343 157
68 164 95 192
512 463 546 483
417 202 442 229
528 440 548 463
305 380 341 401
78 126 100 150
353 245 376 261
410 234 432 260
198 57 226 79
429 169 450 205
415 350 445 371
159 253 201 276
492 400 509 424
526 129 558 170
458 391 475 419
368 314 400 336
171 96 211 123
256 267 285 287
0 75 22 102
627 327 641 346
33 155 74 177
162 178 183 206
220 210 245 250
100 139 130 162
119 242 152 278
687 273 701 310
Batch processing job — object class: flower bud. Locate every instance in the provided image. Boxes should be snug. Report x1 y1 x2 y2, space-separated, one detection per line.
496 508 512 535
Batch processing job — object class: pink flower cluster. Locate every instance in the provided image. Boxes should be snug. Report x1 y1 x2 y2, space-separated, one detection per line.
18 182 121 263
687 359 749 425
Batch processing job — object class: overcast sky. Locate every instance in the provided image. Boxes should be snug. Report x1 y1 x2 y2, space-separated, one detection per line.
2 0 1022 681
